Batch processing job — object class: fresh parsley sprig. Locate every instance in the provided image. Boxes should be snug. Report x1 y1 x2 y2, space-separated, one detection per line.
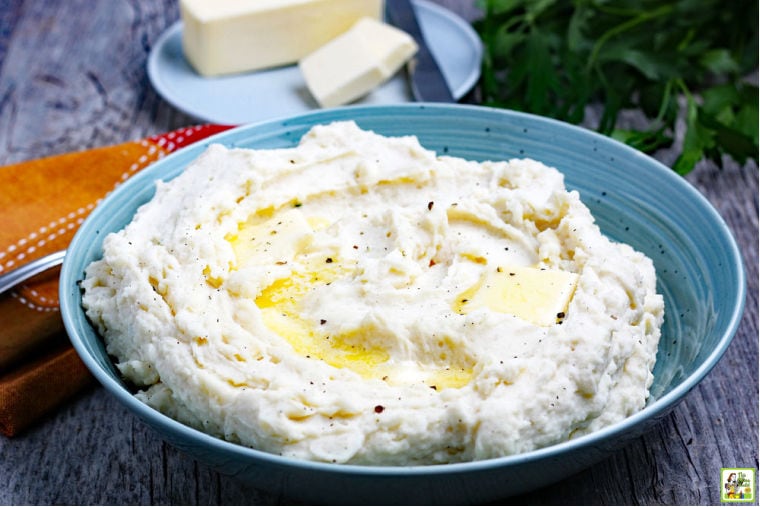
475 0 758 174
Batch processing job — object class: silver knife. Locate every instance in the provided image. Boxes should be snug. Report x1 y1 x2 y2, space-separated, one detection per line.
386 0 455 102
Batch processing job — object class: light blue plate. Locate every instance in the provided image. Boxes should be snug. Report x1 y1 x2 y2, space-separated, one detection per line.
60 104 745 504
147 0 483 124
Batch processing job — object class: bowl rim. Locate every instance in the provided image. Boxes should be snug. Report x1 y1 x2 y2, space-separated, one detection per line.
60 102 747 475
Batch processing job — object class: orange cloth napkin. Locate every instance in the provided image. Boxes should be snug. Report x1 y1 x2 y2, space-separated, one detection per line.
0 124 233 436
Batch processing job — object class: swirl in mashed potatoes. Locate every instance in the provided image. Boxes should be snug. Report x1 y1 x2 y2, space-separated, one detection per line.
82 121 664 465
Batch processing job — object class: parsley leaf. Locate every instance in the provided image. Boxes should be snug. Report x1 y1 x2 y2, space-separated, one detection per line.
475 0 759 174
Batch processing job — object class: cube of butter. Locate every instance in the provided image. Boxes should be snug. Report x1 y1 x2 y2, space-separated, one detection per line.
179 0 384 77
298 17 418 108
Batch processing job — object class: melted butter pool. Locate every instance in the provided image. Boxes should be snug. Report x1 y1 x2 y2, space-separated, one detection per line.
228 206 473 389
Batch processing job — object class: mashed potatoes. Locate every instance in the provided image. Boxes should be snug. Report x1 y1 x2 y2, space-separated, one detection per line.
82 121 664 465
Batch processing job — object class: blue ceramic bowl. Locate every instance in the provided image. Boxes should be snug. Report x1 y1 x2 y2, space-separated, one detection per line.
60 104 745 504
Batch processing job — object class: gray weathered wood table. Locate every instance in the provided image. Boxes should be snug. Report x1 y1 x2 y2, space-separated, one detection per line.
1 0 757 504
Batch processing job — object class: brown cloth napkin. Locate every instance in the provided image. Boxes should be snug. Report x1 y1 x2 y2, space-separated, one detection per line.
0 124 233 436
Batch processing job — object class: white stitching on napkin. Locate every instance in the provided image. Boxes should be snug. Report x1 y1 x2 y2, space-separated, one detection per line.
0 208 91 274
10 292 59 312
1 138 168 277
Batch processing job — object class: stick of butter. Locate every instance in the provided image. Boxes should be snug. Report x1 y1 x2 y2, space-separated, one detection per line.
179 0 383 77
298 17 418 108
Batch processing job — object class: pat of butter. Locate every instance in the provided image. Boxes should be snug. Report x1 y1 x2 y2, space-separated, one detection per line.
179 0 383 77
298 17 418 107
456 266 579 326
